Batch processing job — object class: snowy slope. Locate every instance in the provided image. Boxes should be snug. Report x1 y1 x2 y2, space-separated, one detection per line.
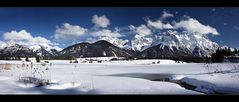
29 45 54 56
0 42 60 57
98 37 129 49
0 41 17 49
153 30 218 53
0 41 7 49
133 30 219 57
0 43 37 57
131 35 153 51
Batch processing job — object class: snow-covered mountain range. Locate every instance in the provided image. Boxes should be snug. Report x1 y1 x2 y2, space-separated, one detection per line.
0 42 59 59
138 30 219 58
0 30 234 59
95 29 220 58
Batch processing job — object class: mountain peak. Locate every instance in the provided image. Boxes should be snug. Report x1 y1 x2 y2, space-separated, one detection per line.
58 40 136 58
93 40 112 46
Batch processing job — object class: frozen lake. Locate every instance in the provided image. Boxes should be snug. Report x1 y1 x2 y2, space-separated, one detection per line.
0 59 239 94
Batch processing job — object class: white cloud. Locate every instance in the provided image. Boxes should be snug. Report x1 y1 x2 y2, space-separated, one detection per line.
145 11 174 30
3 30 32 41
54 23 88 40
147 20 173 29
234 26 239 30
92 15 110 28
91 29 122 38
28 36 52 45
130 25 152 37
212 8 216 12
223 22 228 26
161 11 174 19
174 18 219 35
183 15 191 19
2 30 62 51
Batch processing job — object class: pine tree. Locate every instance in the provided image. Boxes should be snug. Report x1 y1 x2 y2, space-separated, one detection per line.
224 47 228 56
25 57 29 61
219 51 224 62
205 56 211 63
212 48 224 63
36 56 40 63
233 48 237 55
228 47 232 56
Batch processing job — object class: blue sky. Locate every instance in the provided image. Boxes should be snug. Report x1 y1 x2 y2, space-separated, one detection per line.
0 7 239 49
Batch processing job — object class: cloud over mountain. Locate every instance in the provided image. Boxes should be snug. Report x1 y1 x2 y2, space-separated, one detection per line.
147 20 173 29
161 11 174 19
0 11 220 53
54 23 88 40
91 29 122 38
92 15 110 28
129 25 152 37
2 30 62 51
173 18 219 35
3 30 32 41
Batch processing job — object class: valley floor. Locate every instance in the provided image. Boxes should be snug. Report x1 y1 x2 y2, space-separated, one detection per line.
0 59 239 94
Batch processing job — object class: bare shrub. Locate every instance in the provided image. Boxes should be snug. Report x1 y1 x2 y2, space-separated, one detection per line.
16 61 52 87
0 63 12 70
41 62 47 66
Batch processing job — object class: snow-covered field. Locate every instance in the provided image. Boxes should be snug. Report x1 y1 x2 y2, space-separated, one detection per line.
0 58 239 94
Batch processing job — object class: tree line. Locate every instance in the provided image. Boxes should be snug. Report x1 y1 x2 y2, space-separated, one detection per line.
211 47 239 63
